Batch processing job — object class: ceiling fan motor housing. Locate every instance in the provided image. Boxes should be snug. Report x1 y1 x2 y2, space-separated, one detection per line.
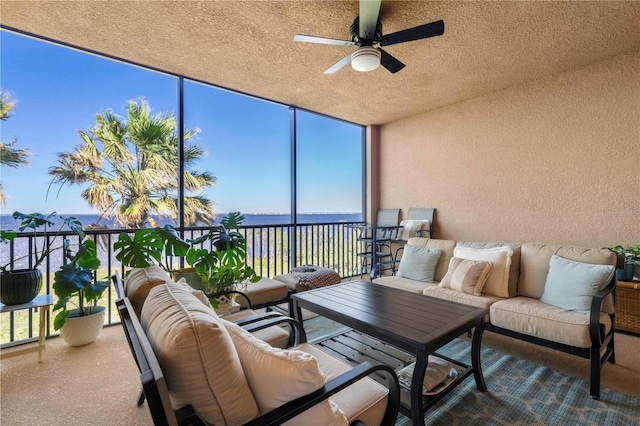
350 17 382 45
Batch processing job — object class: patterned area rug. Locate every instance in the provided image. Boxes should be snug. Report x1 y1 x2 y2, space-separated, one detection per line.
303 316 640 425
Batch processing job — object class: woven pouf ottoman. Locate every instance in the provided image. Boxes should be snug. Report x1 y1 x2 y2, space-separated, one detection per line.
274 265 342 293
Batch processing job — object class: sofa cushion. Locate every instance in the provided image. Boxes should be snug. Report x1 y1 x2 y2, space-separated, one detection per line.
540 256 615 314
299 343 389 426
439 257 493 296
422 283 502 321
141 281 259 425
490 296 612 348
396 245 441 282
223 309 291 349
406 238 456 281
224 321 348 425
373 275 432 293
518 244 617 314
453 246 513 298
456 242 521 297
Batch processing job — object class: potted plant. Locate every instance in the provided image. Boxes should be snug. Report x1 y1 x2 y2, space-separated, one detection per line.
114 212 260 310
1 212 73 305
607 245 640 281
51 217 110 346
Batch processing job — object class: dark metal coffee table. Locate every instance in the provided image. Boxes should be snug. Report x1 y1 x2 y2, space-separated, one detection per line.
291 280 487 426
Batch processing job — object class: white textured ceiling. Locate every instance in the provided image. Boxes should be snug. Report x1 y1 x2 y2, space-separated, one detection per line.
2 1 639 125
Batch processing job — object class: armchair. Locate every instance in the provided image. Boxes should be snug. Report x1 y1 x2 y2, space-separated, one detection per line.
116 276 401 425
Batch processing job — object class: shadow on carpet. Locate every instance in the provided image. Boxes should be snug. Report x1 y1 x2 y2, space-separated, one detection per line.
303 316 639 425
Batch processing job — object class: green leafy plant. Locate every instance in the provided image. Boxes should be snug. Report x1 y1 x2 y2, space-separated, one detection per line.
607 245 640 265
188 212 259 294
1 211 69 272
113 212 259 296
114 225 190 271
51 219 110 330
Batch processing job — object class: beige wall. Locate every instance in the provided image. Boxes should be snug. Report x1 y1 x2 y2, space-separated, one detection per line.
379 50 639 248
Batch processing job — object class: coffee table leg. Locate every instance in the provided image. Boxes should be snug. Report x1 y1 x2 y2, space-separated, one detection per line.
471 319 487 392
410 353 427 426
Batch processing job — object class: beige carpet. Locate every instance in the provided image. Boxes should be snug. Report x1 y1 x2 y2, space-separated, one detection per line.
1 325 638 425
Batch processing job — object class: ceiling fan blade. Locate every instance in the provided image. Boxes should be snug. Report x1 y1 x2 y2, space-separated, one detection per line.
379 20 445 47
359 0 381 39
378 48 405 74
324 52 353 74
294 34 355 46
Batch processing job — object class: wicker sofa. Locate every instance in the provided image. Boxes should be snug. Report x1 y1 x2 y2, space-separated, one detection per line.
371 237 617 399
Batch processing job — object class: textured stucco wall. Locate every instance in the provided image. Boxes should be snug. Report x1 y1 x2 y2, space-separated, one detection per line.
379 50 639 248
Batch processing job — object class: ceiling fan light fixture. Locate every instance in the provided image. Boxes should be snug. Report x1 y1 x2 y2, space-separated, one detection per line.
351 47 381 72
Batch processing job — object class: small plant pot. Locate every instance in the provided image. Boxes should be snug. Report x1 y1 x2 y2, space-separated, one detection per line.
60 306 106 346
0 269 43 305
172 267 205 291
616 263 636 281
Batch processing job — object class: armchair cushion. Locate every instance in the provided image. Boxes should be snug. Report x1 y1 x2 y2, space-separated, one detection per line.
141 281 259 425
540 255 615 314
125 266 174 316
397 245 441 282
224 320 348 425
439 257 493 296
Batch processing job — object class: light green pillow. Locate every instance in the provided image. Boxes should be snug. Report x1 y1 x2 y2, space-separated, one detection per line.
397 245 441 282
540 255 615 314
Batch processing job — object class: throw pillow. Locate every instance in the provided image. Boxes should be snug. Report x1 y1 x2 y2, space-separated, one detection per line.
540 255 615 314
141 281 259 425
439 257 493 296
453 246 513 297
224 320 349 425
396 245 441 282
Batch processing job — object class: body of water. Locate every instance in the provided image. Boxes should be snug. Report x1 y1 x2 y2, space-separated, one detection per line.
1 212 363 231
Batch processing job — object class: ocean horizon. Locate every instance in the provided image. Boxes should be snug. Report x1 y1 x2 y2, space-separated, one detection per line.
1 212 363 230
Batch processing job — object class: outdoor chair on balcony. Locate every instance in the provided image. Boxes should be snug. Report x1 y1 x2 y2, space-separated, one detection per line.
352 208 401 276
389 208 436 267
115 274 401 426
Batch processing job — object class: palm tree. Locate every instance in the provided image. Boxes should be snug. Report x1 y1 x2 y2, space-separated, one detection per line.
48 99 216 228
0 90 30 205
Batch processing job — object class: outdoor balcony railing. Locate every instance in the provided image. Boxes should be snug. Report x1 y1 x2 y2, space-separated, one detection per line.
0 220 364 347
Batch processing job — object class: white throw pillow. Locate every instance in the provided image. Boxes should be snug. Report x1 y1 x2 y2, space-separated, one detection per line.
397 245 441 282
439 257 493 296
453 246 513 297
141 281 259 425
540 255 615 314
224 320 348 425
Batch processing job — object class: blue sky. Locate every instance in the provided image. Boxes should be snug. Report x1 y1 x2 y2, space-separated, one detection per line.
0 30 363 216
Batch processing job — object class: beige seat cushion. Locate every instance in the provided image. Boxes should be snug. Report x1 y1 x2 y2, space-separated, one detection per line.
141 281 259 425
274 273 308 293
422 283 502 321
125 266 174 316
224 321 348 425
373 275 431 293
224 309 291 349
299 343 389 426
490 297 612 348
239 277 289 309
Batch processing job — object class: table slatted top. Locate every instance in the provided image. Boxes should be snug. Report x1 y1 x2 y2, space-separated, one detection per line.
293 281 487 353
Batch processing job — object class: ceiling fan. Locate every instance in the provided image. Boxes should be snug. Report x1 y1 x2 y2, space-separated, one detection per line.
293 0 444 74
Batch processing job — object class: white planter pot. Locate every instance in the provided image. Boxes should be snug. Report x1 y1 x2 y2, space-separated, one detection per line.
60 306 105 347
